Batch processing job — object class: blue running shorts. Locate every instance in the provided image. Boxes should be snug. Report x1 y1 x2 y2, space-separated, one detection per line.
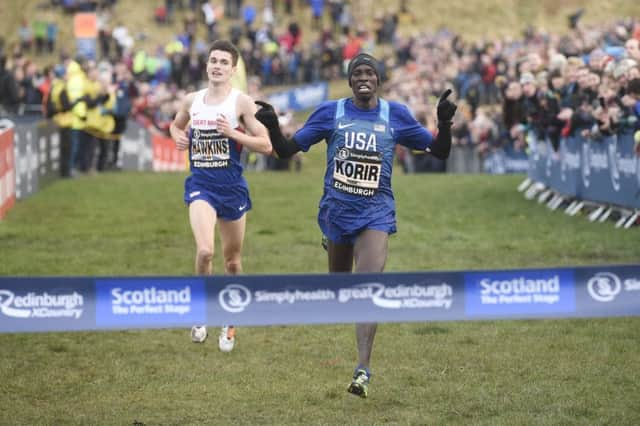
184 176 251 221
318 201 396 244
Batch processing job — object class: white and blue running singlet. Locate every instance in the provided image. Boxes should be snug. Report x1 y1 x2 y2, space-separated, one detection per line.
188 87 244 186
183 87 251 221
293 97 435 239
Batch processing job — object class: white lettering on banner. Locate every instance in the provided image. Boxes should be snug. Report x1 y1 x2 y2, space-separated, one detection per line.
504 158 529 173
218 282 453 312
254 289 336 304
625 278 640 291
479 276 561 305
590 151 608 171
563 151 581 170
582 143 591 188
0 290 84 319
608 141 621 191
617 157 636 175
110 286 192 315
338 282 453 309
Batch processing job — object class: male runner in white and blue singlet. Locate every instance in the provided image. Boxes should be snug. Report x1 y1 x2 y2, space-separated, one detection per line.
254 52 457 397
170 40 272 352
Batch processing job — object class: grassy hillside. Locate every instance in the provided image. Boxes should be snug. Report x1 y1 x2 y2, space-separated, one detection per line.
3 0 639 69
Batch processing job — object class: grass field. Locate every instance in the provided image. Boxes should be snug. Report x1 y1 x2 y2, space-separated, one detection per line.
1 144 639 424
3 1 640 423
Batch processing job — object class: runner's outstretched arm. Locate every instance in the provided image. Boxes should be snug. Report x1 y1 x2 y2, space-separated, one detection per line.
428 89 457 159
254 101 301 158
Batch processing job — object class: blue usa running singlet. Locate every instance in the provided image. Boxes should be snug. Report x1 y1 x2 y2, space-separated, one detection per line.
325 98 395 205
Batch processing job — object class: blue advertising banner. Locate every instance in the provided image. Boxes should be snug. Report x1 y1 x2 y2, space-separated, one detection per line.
76 37 97 61
556 136 581 196
614 133 640 209
483 145 528 174
1 265 639 333
464 269 575 318
527 133 549 185
0 278 94 332
95 278 206 329
266 82 329 112
574 266 640 317
578 137 614 205
206 272 463 326
528 131 640 209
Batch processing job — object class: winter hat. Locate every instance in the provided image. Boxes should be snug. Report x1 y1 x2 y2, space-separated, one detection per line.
347 53 380 85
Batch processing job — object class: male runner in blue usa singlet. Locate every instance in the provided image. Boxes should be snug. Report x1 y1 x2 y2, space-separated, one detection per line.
169 40 271 353
254 52 457 398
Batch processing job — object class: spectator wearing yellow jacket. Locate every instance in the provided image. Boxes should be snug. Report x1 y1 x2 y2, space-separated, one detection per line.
65 60 90 175
44 65 74 176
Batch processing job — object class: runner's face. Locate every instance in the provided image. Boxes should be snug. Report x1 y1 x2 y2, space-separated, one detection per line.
350 64 378 100
206 50 235 83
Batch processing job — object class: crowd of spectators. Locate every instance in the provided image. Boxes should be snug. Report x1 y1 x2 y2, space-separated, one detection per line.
1 0 639 176
385 17 640 171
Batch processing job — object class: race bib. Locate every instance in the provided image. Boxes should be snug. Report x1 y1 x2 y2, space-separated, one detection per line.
332 146 382 197
190 128 230 168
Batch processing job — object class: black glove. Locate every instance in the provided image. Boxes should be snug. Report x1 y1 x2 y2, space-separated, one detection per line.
437 89 457 124
254 101 280 131
254 100 301 158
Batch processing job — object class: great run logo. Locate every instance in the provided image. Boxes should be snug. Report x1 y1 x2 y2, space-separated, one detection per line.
338 282 453 309
0 289 84 319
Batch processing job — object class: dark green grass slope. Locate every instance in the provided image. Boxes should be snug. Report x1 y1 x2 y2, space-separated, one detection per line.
0 163 636 276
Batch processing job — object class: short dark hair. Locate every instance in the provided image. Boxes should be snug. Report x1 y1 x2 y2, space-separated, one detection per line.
208 40 240 66
628 78 640 96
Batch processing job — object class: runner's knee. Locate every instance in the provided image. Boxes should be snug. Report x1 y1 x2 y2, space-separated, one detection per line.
224 257 242 274
196 247 214 264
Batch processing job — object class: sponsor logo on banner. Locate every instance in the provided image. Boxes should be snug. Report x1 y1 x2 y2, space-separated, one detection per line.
0 289 84 319
465 270 575 316
217 281 453 313
337 282 453 309
560 138 581 182
96 279 206 326
219 283 252 312
581 142 591 188
607 136 621 191
587 272 640 302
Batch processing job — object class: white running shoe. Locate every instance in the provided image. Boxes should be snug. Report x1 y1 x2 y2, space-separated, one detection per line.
191 325 208 343
218 325 236 352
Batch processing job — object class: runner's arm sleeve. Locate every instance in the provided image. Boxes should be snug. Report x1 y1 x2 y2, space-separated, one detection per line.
255 101 301 158
428 89 457 159
428 122 452 159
